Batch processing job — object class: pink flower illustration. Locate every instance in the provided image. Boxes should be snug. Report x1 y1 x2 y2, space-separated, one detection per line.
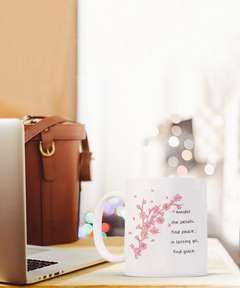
140 242 147 250
156 216 165 224
130 193 183 259
128 232 132 235
140 230 148 239
153 205 160 213
163 203 170 211
139 211 147 220
143 222 151 230
150 227 159 235
174 194 182 202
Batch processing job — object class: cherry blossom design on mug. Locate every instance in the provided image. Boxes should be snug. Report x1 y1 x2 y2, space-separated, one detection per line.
129 193 183 259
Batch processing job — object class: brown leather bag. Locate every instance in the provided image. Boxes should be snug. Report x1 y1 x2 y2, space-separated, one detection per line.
23 115 91 246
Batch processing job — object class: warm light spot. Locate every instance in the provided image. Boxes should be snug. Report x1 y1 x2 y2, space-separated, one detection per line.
171 125 182 136
181 150 192 161
207 160 217 168
170 113 181 124
102 223 110 233
177 165 188 177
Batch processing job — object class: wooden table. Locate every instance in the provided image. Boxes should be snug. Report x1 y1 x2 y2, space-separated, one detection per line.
2 237 240 287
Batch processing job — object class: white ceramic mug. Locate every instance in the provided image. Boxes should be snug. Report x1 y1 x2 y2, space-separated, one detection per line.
93 177 207 277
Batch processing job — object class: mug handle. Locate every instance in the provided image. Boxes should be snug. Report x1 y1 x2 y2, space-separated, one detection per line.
93 191 126 263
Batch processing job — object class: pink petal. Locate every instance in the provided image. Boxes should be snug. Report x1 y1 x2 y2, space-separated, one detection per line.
168 223 171 227
133 217 135 221
151 239 155 242
134 195 137 198
151 189 154 192
128 232 132 235
166 196 168 199
150 200 153 203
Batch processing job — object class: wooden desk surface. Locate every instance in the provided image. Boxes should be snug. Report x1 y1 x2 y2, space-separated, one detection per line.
2 237 240 287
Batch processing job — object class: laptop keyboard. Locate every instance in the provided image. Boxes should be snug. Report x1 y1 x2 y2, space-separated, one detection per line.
27 259 58 271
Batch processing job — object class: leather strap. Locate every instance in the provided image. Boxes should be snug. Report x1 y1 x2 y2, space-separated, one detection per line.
80 135 92 181
23 115 92 182
24 115 73 143
41 128 55 181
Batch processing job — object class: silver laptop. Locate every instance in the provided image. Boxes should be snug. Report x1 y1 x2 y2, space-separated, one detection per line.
0 118 104 285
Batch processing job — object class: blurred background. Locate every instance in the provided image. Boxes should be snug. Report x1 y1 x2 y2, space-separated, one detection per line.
78 0 240 266
0 0 239 266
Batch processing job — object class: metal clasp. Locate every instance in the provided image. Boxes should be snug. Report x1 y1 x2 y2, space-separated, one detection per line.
39 141 55 157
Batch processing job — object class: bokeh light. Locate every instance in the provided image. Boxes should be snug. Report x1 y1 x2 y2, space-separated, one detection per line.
170 113 181 124
147 126 159 137
168 136 179 147
102 223 110 233
116 206 125 218
109 198 119 205
140 137 149 146
168 156 179 167
205 164 214 175
85 212 94 224
171 125 182 136
78 227 86 238
109 198 123 209
181 150 192 161
104 204 115 215
177 165 188 176
83 223 93 235
208 153 217 163
184 139 194 150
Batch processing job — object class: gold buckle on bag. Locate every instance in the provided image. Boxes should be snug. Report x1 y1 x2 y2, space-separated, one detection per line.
39 141 55 157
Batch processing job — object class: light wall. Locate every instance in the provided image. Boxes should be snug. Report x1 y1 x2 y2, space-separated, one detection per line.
0 0 77 119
